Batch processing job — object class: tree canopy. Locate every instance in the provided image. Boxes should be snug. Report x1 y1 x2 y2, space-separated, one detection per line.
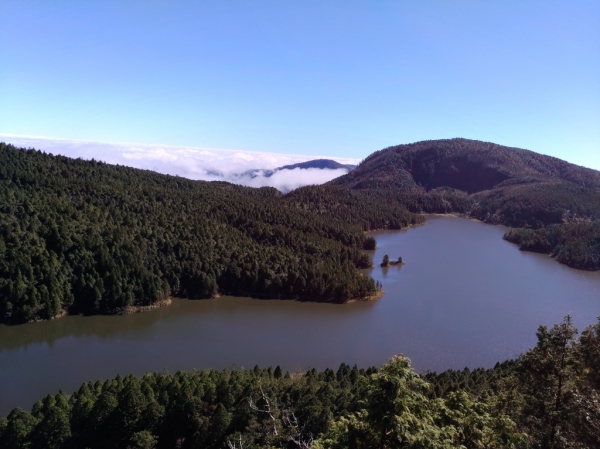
329 138 600 270
0 143 422 323
2 317 598 448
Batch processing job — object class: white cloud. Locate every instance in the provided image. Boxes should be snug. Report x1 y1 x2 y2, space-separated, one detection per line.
232 167 351 192
0 134 360 192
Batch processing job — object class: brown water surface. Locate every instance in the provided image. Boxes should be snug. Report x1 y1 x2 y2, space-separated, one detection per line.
1 216 599 415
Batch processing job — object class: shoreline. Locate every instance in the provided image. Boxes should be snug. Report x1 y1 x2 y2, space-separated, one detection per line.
119 297 173 315
366 212 511 234
346 289 385 303
26 310 69 324
365 220 426 234
426 212 510 229
16 297 174 325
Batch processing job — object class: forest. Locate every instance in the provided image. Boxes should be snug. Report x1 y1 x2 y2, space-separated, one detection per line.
0 143 424 324
3 138 600 324
2 141 600 447
504 220 600 271
1 317 598 448
329 138 600 269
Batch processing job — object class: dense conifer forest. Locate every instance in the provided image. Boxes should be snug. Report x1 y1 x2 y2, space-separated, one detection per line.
0 143 423 324
329 138 600 270
3 138 600 324
1 317 598 448
2 142 600 447
4 138 600 323
503 221 600 270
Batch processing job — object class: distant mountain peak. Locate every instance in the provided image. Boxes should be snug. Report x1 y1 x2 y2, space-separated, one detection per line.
243 158 356 179
277 159 357 172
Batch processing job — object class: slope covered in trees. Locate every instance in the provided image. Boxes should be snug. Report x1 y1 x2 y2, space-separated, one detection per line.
504 220 600 270
1 317 598 448
0 143 422 324
330 138 600 226
329 138 600 269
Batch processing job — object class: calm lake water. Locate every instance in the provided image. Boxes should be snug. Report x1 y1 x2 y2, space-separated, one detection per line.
1 216 600 415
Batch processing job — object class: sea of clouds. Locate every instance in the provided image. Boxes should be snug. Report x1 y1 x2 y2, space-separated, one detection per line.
0 134 360 192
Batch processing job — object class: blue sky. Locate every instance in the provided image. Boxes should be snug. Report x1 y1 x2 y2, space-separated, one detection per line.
1 1 599 168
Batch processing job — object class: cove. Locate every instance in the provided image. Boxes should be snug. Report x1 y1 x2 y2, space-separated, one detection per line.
1 216 599 415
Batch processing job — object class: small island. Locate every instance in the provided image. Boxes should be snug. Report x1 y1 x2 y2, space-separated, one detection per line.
380 254 405 267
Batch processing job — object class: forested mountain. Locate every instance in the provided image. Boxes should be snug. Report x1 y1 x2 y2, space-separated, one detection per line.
277 159 356 172
0 143 422 324
330 138 600 226
3 137 599 325
329 138 600 269
243 159 356 179
1 317 598 448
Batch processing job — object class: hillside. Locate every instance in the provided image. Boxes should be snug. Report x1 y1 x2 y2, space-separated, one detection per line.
328 138 600 269
331 138 600 226
0 143 422 324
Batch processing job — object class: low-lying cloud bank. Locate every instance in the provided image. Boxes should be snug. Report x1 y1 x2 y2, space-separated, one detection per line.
0 134 360 192
229 167 351 192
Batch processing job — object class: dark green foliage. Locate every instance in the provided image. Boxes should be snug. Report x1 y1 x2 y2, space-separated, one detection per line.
284 185 424 231
128 430 158 449
504 220 600 270
424 360 517 400
428 317 600 449
0 361 522 449
380 254 389 267
363 236 376 250
331 138 600 227
329 138 600 270
0 365 374 449
2 319 599 448
1 408 37 449
0 143 422 323
516 317 579 448
577 319 600 390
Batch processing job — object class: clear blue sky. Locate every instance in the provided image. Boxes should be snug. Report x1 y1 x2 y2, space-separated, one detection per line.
1 1 599 168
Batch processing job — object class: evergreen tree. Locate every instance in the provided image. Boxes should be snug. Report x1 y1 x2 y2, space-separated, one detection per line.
517 316 578 448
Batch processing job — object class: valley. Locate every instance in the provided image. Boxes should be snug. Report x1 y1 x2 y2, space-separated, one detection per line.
2 216 599 417
2 140 600 447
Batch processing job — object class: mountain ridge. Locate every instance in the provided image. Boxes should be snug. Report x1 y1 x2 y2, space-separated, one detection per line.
324 138 600 270
243 158 356 179
329 138 600 226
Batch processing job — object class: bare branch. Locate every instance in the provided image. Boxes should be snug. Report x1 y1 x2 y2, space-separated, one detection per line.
248 382 313 448
227 434 251 449
248 383 279 436
282 410 313 449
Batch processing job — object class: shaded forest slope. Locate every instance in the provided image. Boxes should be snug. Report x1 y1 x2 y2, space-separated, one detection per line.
0 143 422 324
329 138 600 269
330 138 600 226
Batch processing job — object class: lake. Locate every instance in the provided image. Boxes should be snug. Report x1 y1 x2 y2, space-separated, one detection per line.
1 216 599 415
